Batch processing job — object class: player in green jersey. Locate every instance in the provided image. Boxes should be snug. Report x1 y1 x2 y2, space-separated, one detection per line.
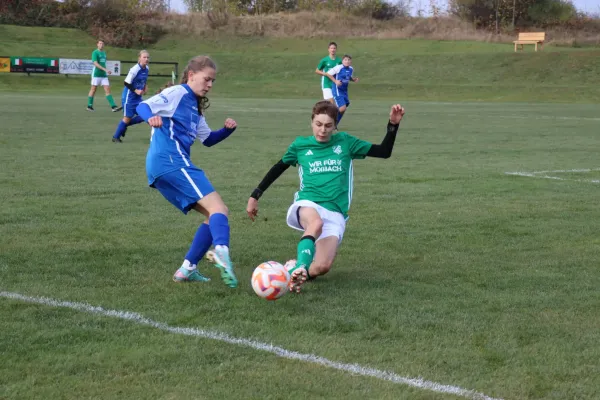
87 40 122 112
315 42 342 102
246 101 406 293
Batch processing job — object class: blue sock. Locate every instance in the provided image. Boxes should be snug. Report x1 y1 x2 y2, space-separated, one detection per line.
209 213 230 247
130 115 144 125
337 112 344 124
184 223 213 265
113 121 128 139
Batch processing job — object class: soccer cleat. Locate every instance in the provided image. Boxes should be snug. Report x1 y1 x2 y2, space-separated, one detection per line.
285 260 308 293
112 106 123 112
111 137 122 143
288 267 308 293
284 259 297 272
86 106 95 112
206 246 238 288
173 266 210 283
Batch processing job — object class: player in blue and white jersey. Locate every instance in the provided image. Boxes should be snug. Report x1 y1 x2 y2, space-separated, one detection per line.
135 55 239 287
326 55 359 126
112 50 150 142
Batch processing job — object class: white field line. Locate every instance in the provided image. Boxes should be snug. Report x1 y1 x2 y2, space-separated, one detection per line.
505 168 600 183
526 168 600 174
0 291 502 400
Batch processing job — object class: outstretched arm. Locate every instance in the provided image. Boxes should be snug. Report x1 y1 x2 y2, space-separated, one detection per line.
246 160 291 221
202 118 237 147
195 118 237 147
366 104 405 159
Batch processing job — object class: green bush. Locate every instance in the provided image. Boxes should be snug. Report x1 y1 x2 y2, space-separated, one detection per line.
527 0 577 26
0 0 165 47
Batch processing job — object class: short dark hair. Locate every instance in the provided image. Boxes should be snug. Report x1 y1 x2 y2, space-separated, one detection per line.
343 54 352 59
311 100 339 125
328 42 337 48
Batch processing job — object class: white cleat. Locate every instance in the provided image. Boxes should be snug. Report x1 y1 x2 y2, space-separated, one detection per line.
287 262 307 293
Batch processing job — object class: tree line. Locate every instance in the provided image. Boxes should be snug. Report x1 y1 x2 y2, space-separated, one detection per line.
0 0 593 48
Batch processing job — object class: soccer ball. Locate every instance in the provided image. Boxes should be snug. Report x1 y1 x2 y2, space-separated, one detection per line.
251 261 291 301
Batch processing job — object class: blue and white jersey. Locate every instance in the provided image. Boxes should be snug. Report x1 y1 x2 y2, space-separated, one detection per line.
142 84 213 186
328 65 354 96
122 63 149 104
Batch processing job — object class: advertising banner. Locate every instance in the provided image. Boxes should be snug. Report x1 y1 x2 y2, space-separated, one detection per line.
11 57 59 73
59 58 121 76
0 57 10 73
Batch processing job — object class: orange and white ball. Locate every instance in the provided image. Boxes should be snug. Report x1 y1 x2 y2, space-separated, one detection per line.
251 261 291 301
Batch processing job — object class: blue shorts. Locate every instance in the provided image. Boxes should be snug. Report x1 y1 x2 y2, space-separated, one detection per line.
334 94 350 108
123 97 141 118
152 167 215 214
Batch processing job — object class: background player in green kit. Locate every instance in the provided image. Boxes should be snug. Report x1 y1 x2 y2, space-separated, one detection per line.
87 40 122 112
246 101 406 293
315 42 342 102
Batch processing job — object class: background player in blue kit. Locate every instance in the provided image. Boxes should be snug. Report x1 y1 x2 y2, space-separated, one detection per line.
326 55 358 126
135 55 239 287
112 50 150 142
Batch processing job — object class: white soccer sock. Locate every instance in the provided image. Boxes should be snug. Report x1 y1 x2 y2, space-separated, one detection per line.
182 260 196 270
215 245 229 253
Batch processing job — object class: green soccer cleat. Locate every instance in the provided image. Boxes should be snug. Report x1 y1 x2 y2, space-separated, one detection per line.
173 266 210 283
206 246 238 288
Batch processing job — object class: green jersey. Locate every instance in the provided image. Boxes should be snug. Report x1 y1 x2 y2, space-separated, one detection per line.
91 49 107 78
316 56 342 89
282 132 372 217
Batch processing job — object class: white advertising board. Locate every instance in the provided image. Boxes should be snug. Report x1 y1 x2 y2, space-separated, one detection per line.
59 58 121 76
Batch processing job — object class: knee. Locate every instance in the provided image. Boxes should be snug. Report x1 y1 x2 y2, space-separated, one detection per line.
306 217 323 237
213 204 228 216
311 259 333 276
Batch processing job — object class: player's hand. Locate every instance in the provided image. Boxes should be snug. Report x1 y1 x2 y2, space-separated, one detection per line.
224 118 237 129
389 104 405 125
334 80 342 87
107 70 112 75
148 116 162 127
135 89 144 95
353 77 359 82
246 197 259 221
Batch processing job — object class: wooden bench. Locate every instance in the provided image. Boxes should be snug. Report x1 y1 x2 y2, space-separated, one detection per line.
514 32 545 52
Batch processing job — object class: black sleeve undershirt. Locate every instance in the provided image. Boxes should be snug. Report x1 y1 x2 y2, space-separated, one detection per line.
124 81 135 91
366 121 400 159
250 160 291 200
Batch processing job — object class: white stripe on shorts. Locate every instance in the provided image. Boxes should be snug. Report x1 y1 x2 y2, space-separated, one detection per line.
123 89 129 116
180 168 203 198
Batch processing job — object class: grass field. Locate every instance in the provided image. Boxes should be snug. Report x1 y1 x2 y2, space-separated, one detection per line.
1 25 600 102
1 92 600 399
2 23 600 400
